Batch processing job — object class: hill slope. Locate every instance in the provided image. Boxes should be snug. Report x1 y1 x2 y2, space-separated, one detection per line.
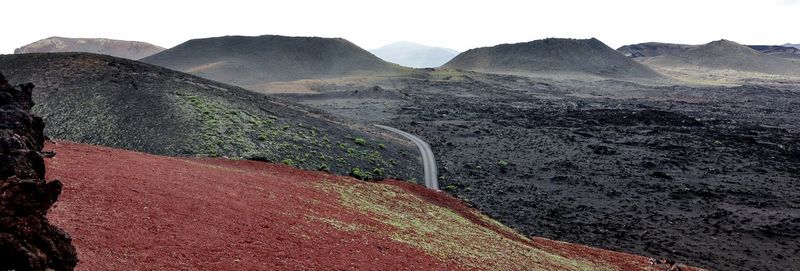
637 40 800 83
370 41 459 68
442 38 664 80
14 37 164 60
142 35 406 90
46 141 700 271
674 40 799 73
0 53 419 180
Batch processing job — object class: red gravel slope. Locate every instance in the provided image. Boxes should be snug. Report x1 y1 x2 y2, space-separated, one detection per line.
45 141 701 271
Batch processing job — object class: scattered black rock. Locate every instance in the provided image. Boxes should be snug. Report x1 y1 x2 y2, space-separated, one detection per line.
589 145 618 155
650 171 673 180
284 68 800 271
569 109 701 127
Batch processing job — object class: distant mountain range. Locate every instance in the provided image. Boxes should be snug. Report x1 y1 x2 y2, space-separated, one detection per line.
656 40 799 74
784 43 800 49
616 42 695 58
748 45 800 59
142 35 406 91
14 37 164 60
618 42 800 59
622 40 800 84
443 38 664 80
369 42 459 68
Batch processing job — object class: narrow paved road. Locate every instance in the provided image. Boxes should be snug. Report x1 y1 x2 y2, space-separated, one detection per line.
374 125 439 190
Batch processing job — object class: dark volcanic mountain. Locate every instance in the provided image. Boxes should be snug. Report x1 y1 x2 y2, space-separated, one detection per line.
0 53 419 180
14 37 164 60
616 42 696 58
442 38 663 80
142 35 405 90
748 45 800 59
369 41 459 68
642 40 800 76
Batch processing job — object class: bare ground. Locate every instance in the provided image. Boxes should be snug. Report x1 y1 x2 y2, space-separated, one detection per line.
281 72 800 271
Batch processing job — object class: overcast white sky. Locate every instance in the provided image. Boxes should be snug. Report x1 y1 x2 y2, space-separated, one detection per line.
3 0 799 54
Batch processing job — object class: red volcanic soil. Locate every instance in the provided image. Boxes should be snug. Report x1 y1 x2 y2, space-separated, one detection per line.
45 141 701 270
45 142 458 270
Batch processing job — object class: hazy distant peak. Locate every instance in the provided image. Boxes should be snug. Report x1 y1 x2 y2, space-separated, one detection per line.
369 41 459 68
375 41 457 51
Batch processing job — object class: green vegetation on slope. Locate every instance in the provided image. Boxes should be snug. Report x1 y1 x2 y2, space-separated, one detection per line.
176 93 396 177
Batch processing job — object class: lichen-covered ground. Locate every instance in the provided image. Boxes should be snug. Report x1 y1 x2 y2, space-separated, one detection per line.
45 141 694 270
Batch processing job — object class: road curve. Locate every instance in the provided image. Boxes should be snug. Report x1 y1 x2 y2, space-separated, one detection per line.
374 124 439 190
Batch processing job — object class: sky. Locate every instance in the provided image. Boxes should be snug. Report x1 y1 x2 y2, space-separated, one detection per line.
3 0 799 54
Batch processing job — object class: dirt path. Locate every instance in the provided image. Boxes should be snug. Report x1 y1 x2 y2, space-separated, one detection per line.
374 124 439 190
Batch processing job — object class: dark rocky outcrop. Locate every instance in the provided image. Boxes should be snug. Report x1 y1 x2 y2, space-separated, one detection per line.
0 73 77 271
